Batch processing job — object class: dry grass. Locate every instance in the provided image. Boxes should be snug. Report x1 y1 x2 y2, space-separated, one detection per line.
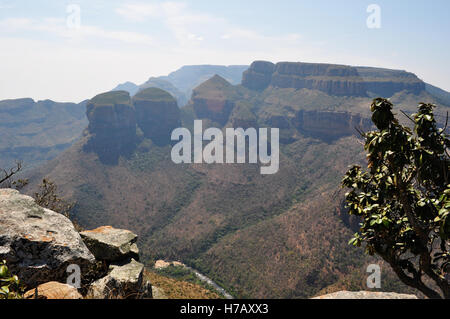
144 270 220 299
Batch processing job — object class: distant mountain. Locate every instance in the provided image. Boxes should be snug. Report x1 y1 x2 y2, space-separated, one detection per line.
112 65 249 107
159 64 248 96
0 98 87 170
425 83 450 106
3 62 448 174
140 78 188 107
112 82 140 96
26 60 449 298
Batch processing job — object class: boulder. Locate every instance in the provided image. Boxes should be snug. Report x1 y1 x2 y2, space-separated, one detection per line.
132 87 181 145
0 189 96 288
24 281 82 299
80 226 139 263
88 259 151 299
312 291 418 299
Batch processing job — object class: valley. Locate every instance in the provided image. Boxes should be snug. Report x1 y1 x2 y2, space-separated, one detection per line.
3 60 448 298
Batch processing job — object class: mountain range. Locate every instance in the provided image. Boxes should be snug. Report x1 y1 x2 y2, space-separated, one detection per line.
14 60 448 298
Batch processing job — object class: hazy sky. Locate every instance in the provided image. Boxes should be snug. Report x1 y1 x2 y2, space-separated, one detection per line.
0 0 449 102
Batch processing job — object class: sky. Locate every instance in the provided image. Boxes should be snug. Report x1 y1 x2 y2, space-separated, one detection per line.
0 0 449 102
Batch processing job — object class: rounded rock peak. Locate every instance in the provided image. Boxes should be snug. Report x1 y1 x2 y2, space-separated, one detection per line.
90 90 131 106
133 87 176 103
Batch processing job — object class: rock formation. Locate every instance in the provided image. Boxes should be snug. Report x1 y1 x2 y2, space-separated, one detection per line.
258 107 373 143
81 225 151 299
241 61 275 90
242 61 427 98
24 281 83 299
80 226 139 262
243 61 367 96
0 188 152 299
356 67 425 97
296 110 373 140
191 75 237 125
139 77 188 107
0 189 96 288
132 87 181 146
88 258 151 299
85 91 137 164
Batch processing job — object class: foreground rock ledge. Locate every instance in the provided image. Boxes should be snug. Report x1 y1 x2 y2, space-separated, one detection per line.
312 291 418 299
88 258 151 299
80 226 139 262
0 189 95 288
24 281 82 299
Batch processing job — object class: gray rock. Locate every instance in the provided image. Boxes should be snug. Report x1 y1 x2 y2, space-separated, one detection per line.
152 286 167 299
88 259 151 299
80 226 139 262
0 189 96 288
312 291 418 299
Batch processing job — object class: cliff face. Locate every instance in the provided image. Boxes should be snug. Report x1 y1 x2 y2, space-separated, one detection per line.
243 61 368 97
259 108 372 142
85 91 136 164
242 61 426 98
356 66 425 97
133 88 181 146
191 75 237 125
296 110 372 140
241 61 275 90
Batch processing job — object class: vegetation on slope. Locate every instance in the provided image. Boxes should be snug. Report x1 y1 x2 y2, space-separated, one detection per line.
144 270 220 299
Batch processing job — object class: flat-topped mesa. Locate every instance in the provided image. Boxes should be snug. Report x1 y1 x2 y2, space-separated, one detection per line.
132 87 181 146
85 91 136 164
191 74 237 125
242 61 426 98
356 66 425 97
243 61 367 96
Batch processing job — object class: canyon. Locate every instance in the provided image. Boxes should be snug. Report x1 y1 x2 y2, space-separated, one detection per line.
3 61 449 298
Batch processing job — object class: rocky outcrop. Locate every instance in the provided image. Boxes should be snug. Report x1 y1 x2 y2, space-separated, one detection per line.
85 91 136 164
0 189 154 299
313 291 418 299
132 88 181 146
259 108 373 143
24 281 83 299
80 226 139 262
296 110 373 141
191 75 237 125
241 61 275 90
88 259 151 299
0 189 96 288
139 77 188 107
81 225 152 299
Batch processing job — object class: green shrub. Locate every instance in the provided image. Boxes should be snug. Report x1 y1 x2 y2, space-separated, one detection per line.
0 260 23 299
